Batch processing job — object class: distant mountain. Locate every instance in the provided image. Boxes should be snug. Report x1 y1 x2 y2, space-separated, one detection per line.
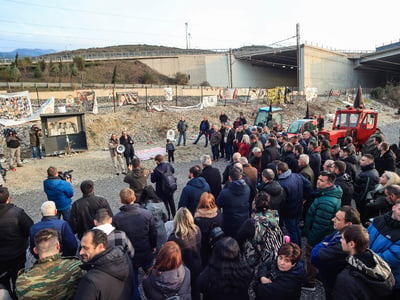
0 48 57 58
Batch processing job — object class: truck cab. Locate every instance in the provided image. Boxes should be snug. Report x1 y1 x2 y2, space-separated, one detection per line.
254 106 283 129
287 119 318 138
318 106 378 152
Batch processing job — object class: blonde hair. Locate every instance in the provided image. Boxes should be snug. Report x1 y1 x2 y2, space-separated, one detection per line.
173 207 197 240
241 134 250 145
382 171 400 188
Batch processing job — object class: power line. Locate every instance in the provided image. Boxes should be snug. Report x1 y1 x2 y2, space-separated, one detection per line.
3 0 181 24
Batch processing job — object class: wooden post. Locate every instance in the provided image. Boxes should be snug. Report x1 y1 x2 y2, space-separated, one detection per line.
175 85 178 106
145 86 148 110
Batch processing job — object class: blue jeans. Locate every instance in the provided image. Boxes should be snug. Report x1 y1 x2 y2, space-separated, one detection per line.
282 217 301 247
32 146 43 159
57 206 71 222
177 131 186 145
211 145 219 160
133 260 154 300
225 143 233 160
193 132 208 145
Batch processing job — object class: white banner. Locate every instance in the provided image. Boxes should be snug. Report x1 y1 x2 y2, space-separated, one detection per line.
0 96 55 126
202 96 218 107
164 88 173 101
305 87 318 102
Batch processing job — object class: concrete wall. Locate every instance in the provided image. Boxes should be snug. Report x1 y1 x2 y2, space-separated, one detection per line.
302 45 382 91
140 53 297 88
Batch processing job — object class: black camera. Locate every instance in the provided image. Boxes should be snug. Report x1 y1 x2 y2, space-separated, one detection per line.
58 170 73 182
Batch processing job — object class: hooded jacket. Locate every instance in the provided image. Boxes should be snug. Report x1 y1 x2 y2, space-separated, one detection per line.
255 259 306 300
179 177 211 215
353 162 379 205
368 212 400 288
277 170 311 219
216 179 250 239
332 249 395 300
342 154 357 182
74 247 134 299
334 172 354 207
143 265 191 300
304 185 342 246
43 176 74 211
258 180 284 211
151 162 175 199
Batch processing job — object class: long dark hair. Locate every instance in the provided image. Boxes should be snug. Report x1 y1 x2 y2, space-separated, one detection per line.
206 237 253 290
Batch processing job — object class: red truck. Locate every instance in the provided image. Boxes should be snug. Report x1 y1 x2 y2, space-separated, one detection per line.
318 106 378 152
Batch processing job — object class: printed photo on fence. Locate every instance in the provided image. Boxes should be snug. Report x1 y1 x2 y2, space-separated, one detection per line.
117 92 139 106
0 91 32 120
77 91 96 112
47 116 79 136
218 88 238 100
164 88 173 101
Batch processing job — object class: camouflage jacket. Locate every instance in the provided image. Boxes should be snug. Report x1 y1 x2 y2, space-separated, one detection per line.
16 254 83 299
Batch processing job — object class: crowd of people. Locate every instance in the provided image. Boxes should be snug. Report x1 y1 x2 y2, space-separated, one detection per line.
1 111 400 300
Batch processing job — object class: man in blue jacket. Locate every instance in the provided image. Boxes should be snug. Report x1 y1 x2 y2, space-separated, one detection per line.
368 199 400 298
178 165 210 216
43 166 74 221
310 206 360 299
276 161 311 247
29 201 78 258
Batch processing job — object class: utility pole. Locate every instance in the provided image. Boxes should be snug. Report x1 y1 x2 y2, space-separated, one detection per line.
185 22 188 50
188 33 191 49
229 48 233 88
296 23 302 93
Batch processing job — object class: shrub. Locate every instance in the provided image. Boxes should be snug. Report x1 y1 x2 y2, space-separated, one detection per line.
175 72 188 85
73 56 85 71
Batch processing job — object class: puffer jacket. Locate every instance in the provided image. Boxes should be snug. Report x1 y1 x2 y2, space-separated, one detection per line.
353 162 379 206
368 212 400 288
74 247 134 299
277 170 311 219
216 179 250 239
143 265 191 300
179 177 210 215
43 177 74 211
303 185 342 246
332 249 395 300
342 154 357 182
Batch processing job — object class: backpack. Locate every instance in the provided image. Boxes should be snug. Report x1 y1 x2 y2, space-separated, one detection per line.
159 164 177 195
243 215 284 268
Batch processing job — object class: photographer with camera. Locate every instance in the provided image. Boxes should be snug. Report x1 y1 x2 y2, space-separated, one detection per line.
43 166 74 221
6 128 23 170
29 125 43 160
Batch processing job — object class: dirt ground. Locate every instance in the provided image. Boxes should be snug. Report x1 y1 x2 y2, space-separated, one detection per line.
4 96 398 195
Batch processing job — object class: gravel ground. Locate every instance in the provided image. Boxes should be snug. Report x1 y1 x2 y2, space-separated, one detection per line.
7 121 400 300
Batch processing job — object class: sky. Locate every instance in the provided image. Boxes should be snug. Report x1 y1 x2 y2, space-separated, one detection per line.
0 0 399 52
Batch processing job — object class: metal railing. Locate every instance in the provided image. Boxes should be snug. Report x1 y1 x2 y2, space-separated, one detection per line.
0 49 229 64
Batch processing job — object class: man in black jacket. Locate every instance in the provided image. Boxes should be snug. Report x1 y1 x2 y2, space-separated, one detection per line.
112 188 157 300
200 154 222 199
69 180 113 239
0 187 33 298
333 161 354 207
353 154 379 224
75 229 134 300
